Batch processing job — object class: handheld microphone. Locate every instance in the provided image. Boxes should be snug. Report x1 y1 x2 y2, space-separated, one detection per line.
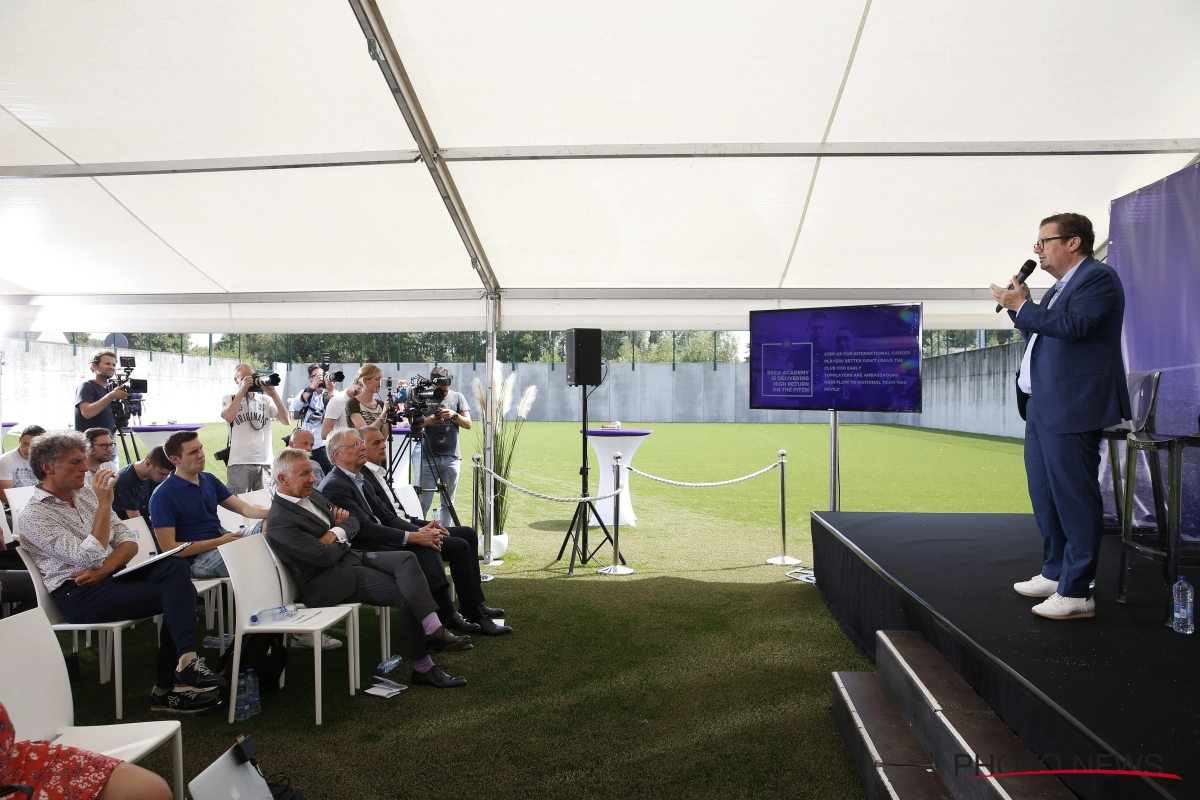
996 259 1038 312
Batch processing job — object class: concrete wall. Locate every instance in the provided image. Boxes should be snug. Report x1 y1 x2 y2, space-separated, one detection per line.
0 337 246 431
283 342 1025 439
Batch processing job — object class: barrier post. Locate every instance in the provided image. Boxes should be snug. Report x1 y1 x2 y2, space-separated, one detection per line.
598 453 634 575
472 453 482 535
767 449 800 565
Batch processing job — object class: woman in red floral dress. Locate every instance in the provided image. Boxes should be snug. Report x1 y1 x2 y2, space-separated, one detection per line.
0 701 170 800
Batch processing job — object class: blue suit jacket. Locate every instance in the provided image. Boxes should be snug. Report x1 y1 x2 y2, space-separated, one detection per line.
1009 256 1131 434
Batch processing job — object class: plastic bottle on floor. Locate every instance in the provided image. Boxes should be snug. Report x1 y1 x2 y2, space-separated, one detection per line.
1173 576 1194 634
246 669 262 716
376 654 403 676
251 604 298 625
234 673 250 721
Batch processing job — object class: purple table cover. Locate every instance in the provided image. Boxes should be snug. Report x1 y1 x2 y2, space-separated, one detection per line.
584 429 653 437
130 424 204 432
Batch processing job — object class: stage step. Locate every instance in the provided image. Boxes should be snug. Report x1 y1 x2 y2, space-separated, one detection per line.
876 630 1074 800
833 671 954 800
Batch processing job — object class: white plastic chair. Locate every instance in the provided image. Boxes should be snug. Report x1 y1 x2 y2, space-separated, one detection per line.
16 547 150 720
218 535 355 725
6 485 37 531
393 484 423 519
0 507 13 544
237 489 273 510
0 607 185 800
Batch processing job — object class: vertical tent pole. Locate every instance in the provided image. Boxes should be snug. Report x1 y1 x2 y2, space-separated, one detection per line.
483 292 499 568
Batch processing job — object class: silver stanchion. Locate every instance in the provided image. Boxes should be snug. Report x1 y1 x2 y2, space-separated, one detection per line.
598 452 634 575
474 453 496 581
767 449 800 565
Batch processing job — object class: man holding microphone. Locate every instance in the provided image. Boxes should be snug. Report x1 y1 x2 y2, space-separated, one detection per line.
990 213 1130 620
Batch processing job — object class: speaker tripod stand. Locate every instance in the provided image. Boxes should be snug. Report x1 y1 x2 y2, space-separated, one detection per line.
557 384 625 575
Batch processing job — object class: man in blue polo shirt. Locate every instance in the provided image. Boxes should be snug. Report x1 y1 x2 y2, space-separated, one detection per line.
149 430 270 579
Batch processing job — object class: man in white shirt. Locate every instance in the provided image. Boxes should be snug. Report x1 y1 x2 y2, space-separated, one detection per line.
220 363 290 494
83 427 119 484
0 424 43 507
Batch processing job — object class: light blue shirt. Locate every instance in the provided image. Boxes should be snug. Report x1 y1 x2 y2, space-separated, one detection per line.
1017 259 1084 395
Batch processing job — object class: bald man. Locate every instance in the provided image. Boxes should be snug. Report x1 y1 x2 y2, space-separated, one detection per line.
288 429 326 483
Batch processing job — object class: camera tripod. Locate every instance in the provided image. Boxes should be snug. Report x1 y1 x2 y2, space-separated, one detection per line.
115 426 142 465
557 384 624 575
385 423 461 527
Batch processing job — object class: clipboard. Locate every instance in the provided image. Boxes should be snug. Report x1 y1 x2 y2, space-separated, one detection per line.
113 543 190 579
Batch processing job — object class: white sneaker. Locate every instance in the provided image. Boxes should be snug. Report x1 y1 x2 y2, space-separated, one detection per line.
1013 574 1058 598
291 633 343 650
1032 593 1096 620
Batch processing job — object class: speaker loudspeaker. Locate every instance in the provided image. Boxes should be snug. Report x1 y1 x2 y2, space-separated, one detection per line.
565 329 602 386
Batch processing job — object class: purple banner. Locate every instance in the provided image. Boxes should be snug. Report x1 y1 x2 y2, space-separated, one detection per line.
1108 161 1200 535
749 304 922 412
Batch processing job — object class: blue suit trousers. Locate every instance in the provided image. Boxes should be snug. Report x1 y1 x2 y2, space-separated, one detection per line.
1024 398 1104 598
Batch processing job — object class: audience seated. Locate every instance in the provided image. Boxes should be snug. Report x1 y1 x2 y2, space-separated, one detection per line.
0 700 172 800
0 424 44 508
265 448 471 688
17 432 224 714
148 431 270 580
287 429 325 484
319 428 510 636
113 447 173 527
82 429 118 484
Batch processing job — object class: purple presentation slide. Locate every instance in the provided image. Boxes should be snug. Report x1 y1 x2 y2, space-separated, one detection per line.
749 304 922 412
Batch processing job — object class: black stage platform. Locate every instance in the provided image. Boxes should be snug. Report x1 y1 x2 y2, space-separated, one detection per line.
812 512 1197 800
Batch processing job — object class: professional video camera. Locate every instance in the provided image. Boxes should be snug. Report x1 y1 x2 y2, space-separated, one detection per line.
319 352 345 384
384 376 409 426
397 374 448 433
246 372 281 394
107 356 148 429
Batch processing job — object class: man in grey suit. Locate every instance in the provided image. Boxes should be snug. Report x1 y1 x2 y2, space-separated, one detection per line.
265 448 471 688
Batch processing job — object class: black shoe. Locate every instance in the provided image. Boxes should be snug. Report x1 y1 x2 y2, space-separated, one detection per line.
441 611 482 634
478 602 505 618
425 626 473 653
151 688 220 714
411 666 467 688
474 616 512 636
175 656 226 692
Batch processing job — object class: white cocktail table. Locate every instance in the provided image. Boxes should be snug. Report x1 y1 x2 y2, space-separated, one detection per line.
587 429 652 527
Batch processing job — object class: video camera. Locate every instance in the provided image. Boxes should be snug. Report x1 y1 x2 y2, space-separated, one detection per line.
396 374 448 433
107 356 148 429
319 352 345 384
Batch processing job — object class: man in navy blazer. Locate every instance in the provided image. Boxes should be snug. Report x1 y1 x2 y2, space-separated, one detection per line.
991 213 1130 620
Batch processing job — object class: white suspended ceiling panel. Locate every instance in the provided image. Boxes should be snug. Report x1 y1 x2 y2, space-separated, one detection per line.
0 0 416 162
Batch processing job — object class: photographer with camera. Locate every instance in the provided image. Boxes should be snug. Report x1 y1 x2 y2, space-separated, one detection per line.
292 363 336 472
74 350 128 439
220 363 290 494
416 367 471 525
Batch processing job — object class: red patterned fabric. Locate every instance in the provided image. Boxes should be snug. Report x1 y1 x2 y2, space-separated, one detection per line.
0 702 120 800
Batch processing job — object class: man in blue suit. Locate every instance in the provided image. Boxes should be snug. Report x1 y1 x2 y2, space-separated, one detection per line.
990 213 1131 620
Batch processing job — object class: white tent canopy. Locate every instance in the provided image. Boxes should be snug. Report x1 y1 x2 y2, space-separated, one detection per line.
2 0 1199 333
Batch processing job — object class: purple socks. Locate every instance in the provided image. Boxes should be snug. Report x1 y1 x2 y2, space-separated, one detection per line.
421 612 442 636
413 656 435 674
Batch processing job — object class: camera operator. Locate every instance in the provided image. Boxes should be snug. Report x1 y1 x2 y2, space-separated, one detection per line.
74 351 128 445
220 363 290 494
292 363 335 472
417 367 471 525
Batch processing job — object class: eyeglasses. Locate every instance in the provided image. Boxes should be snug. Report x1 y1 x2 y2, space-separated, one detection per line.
1034 235 1072 250
93 442 116 449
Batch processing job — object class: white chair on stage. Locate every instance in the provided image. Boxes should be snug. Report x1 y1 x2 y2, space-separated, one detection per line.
0 609 186 800
16 547 151 720
6 485 37 531
1 507 13 544
218 534 355 725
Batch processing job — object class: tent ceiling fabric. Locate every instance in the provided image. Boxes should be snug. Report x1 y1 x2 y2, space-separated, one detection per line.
1 0 1198 332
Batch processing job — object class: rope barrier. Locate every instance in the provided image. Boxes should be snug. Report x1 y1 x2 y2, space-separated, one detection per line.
625 458 783 488
477 465 626 504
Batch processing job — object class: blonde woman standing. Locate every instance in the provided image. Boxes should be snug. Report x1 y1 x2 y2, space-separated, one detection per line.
347 364 392 432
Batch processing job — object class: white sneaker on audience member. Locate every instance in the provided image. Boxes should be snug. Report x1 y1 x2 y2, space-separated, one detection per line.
1032 593 1095 619
1013 574 1058 598
292 633 342 650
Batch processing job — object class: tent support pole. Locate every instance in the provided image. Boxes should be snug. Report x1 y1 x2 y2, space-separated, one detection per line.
482 291 499 571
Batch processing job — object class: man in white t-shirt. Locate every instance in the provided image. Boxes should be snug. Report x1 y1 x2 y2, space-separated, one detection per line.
220 363 290 494
0 424 43 507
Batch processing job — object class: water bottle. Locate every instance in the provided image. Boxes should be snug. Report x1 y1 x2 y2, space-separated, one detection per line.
251 604 299 625
428 495 439 525
1172 576 1194 634
376 654 403 676
234 672 250 721
246 669 262 716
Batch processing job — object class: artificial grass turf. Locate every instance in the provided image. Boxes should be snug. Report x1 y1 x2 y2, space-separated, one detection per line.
61 422 1030 799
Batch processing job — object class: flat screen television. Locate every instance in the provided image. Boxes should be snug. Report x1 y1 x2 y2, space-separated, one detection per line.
749 303 922 412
